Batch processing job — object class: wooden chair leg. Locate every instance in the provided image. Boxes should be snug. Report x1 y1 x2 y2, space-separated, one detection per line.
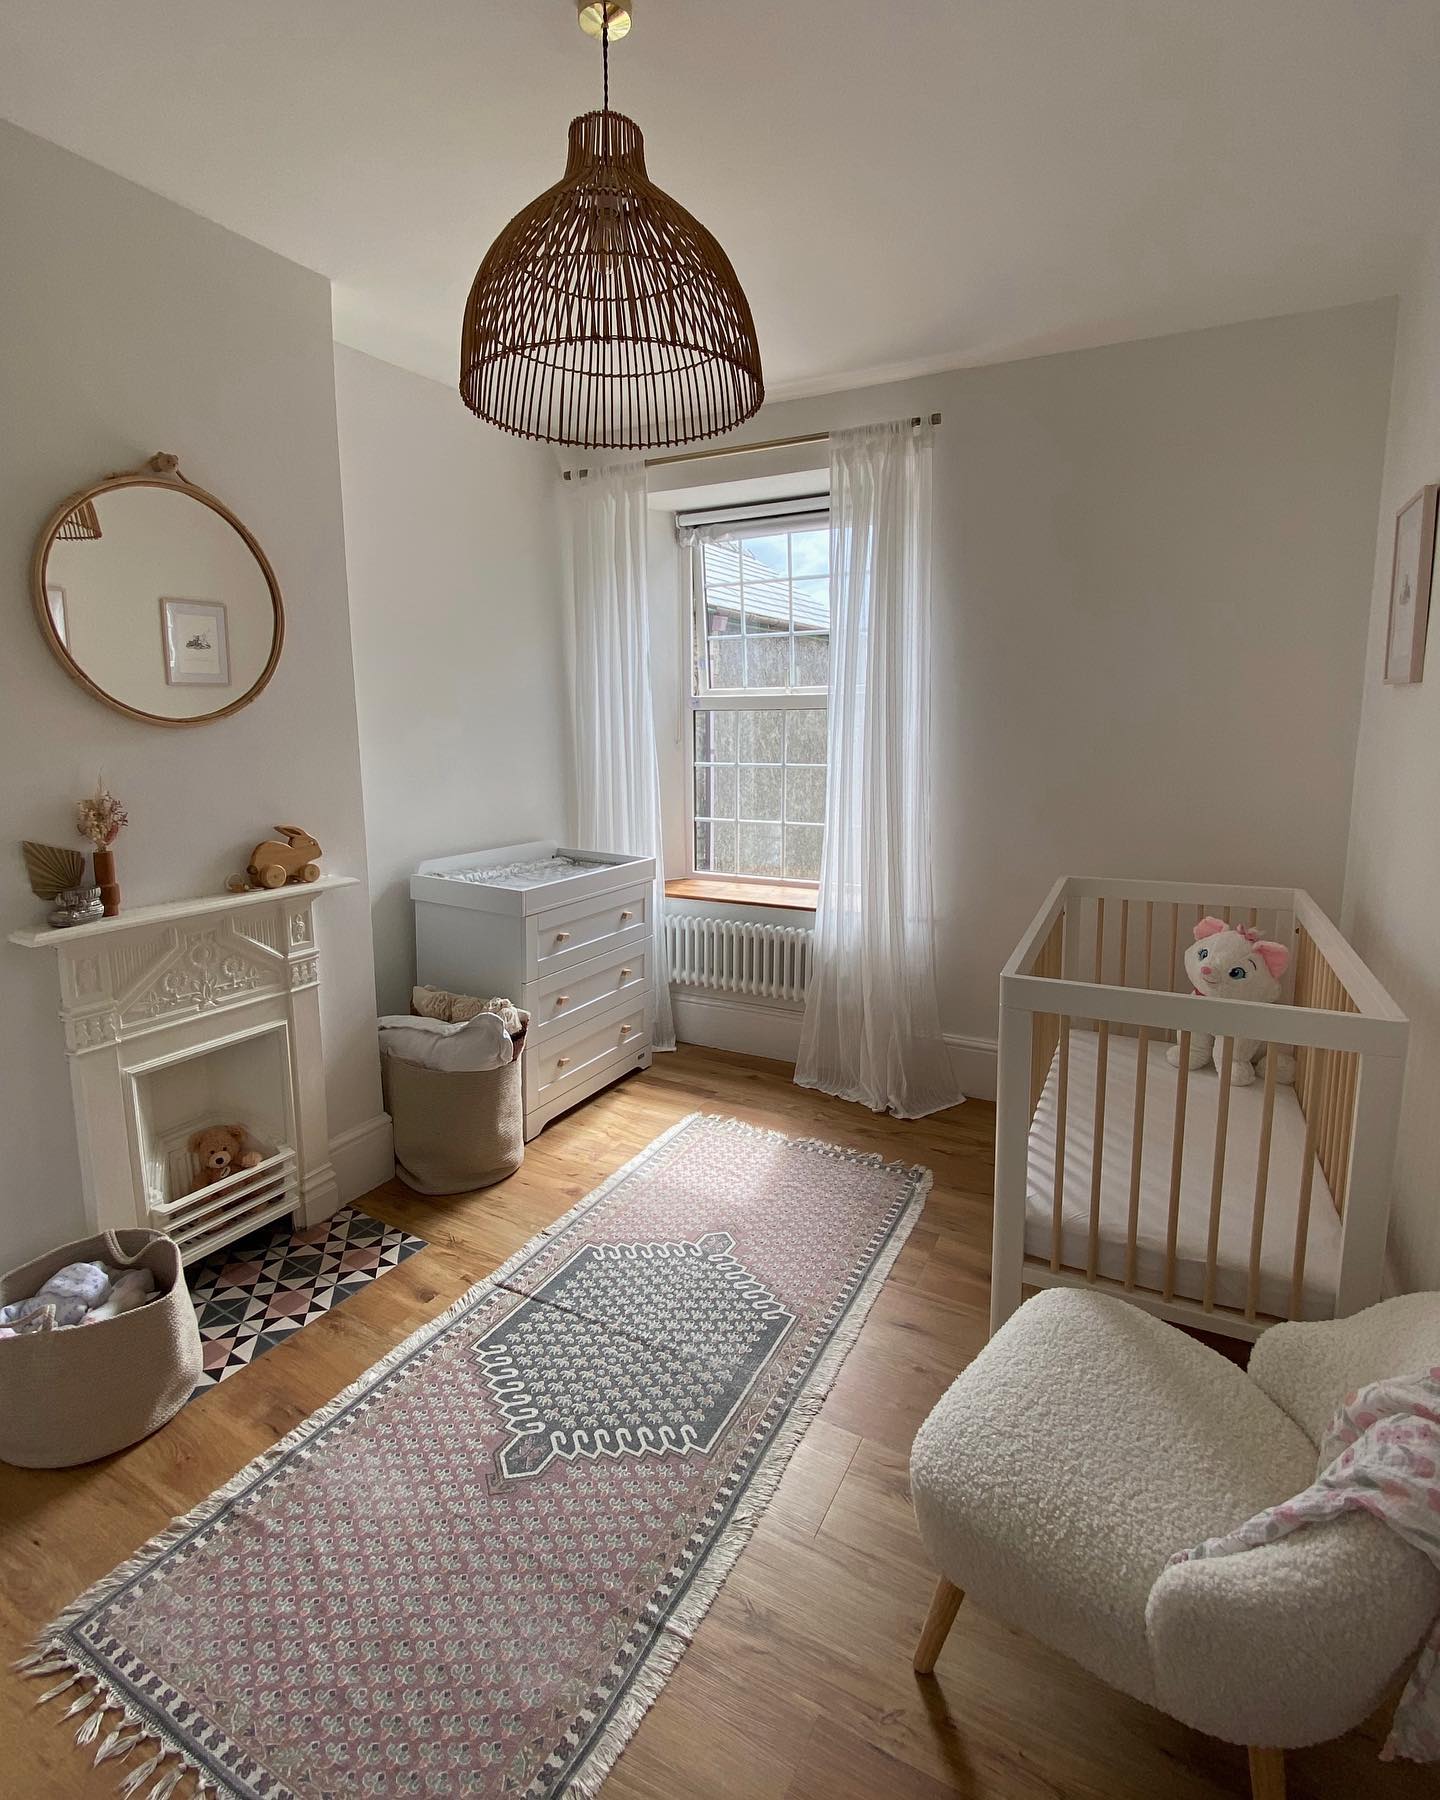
913 1576 964 1674
1247 1745 1285 1800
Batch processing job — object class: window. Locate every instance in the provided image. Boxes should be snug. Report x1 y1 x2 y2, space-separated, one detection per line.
688 516 829 884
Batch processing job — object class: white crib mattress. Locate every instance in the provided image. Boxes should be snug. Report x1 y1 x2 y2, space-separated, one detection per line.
1025 1030 1341 1321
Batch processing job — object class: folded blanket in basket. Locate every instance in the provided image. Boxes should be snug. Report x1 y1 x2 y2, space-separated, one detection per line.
0 1261 157 1334
378 1010 516 1073
1170 1368 1440 1763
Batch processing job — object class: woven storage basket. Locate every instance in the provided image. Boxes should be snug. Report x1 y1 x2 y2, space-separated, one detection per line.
0 1229 201 1468
384 1023 528 1196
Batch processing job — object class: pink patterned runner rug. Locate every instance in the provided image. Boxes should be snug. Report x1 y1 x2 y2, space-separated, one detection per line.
22 1114 930 1799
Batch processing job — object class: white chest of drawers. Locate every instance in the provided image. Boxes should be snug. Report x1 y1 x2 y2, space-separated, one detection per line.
410 840 656 1141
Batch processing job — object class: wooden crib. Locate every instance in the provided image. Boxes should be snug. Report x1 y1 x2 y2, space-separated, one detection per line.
992 878 1408 1341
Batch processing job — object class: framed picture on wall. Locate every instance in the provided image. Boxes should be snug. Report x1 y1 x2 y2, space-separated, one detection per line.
44 583 68 649
160 597 230 687
1385 484 1437 685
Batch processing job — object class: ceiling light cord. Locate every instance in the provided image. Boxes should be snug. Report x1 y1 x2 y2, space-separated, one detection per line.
602 11 610 115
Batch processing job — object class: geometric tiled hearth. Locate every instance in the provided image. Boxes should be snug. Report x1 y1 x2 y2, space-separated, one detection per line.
186 1206 426 1395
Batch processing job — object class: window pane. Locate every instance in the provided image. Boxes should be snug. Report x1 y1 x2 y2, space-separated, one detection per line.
706 600 741 636
785 765 826 825
785 708 826 764
737 821 782 877
738 708 783 762
739 764 782 822
695 710 736 763
694 821 712 871
743 533 788 573
703 540 738 583
713 820 737 873
742 576 790 632
784 824 823 881
790 577 829 630
789 528 829 578
712 764 737 817
707 636 742 688
744 636 789 689
793 632 830 687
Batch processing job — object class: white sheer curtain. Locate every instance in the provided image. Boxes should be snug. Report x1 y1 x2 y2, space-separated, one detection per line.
794 420 961 1117
568 459 675 1051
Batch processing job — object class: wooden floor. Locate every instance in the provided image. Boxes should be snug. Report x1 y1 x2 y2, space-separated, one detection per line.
1 1047 1429 1799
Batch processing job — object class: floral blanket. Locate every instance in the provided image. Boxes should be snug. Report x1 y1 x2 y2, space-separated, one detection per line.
1169 1368 1440 1763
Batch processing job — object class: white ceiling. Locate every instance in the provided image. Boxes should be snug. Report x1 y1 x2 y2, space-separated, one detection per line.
3 1 1439 398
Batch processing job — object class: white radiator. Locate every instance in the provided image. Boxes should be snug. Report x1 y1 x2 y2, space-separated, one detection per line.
664 914 813 1004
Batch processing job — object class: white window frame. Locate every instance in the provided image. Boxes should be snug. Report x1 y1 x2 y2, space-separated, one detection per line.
683 509 830 890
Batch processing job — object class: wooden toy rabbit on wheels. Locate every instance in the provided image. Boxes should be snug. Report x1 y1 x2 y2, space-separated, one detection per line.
227 825 323 891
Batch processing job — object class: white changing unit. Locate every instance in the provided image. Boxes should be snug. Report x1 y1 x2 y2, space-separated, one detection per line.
411 840 656 1141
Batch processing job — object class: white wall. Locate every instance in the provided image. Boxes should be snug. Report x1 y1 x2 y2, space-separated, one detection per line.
1343 227 1440 1292
0 122 385 1266
648 303 1397 1080
335 347 570 1016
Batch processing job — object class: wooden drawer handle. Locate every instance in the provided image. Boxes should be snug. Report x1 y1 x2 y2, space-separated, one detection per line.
555 994 570 1006
557 1055 571 1068
620 909 634 921
619 1023 634 1036
554 930 572 942
619 968 633 980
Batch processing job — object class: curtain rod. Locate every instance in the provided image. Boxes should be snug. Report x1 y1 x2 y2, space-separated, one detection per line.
561 412 942 481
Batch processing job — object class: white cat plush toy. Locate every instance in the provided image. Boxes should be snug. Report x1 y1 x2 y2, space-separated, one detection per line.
1165 916 1295 1087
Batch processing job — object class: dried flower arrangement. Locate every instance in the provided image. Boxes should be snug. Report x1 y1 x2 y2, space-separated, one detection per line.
76 777 127 917
76 778 128 849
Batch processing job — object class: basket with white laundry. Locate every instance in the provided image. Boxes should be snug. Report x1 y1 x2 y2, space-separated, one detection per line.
379 989 529 1195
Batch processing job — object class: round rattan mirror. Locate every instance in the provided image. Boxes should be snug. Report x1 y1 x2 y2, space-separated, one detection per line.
31 454 284 727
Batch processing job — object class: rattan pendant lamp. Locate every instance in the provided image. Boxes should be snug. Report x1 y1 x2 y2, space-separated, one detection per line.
459 0 763 450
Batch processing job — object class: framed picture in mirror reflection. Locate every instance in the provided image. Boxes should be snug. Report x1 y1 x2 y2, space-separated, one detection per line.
161 597 230 687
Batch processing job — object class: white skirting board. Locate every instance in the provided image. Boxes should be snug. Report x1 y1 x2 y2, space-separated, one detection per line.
328 1112 395 1205
669 991 997 1100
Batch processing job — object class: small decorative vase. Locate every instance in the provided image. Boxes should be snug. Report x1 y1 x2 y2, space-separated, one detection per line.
47 886 105 929
93 848 120 918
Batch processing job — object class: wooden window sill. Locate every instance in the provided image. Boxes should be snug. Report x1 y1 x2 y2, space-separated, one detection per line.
664 877 818 912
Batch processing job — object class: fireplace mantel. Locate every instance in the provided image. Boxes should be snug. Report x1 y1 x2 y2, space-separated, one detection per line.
9 874 357 950
11 877 357 1260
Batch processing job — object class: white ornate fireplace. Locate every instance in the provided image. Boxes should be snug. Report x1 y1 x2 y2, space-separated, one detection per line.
10 878 355 1262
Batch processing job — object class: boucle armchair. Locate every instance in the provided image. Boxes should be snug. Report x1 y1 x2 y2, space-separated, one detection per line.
909 1289 1440 1800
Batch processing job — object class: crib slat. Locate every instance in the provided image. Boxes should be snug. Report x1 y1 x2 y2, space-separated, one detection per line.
1291 1049 1325 1317
1142 901 1155 991
1050 1020 1069 1271
1245 1050 1278 1321
1168 903 1180 995
1203 1036 1236 1311
1320 967 1344 1197
1335 1050 1358 1215
1087 1022 1110 1280
1093 897 1105 984
1118 899 1129 987
1124 1026 1149 1288
1164 1031 1191 1300
1116 899 1131 1034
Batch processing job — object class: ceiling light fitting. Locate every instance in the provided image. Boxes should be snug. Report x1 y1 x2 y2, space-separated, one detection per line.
458 0 763 449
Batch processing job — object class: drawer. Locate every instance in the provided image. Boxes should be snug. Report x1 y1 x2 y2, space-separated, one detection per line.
526 1001 649 1106
529 883 650 978
529 943 650 1039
